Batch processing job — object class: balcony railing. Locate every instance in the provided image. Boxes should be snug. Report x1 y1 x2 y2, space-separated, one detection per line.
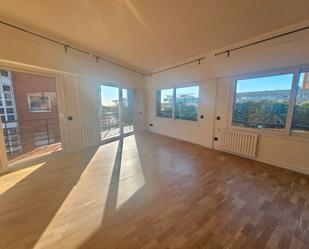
100 112 120 132
100 112 133 139
1 118 61 155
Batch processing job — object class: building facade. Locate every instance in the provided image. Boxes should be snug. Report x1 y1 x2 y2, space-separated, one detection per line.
1 70 61 157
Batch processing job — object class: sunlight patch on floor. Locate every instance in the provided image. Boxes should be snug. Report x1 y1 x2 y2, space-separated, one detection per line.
116 136 145 209
33 143 119 249
0 162 45 195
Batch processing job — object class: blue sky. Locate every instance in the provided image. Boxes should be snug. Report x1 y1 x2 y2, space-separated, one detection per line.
236 74 294 93
176 86 199 96
101 85 119 106
100 85 129 106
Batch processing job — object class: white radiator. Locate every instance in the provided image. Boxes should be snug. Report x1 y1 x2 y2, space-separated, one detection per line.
219 129 258 158
81 127 95 147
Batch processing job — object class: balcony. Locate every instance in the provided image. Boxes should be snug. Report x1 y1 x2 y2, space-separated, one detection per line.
100 112 133 140
2 118 62 163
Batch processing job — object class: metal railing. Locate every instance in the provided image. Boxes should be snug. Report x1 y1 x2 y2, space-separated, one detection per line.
100 112 120 132
1 117 61 155
100 112 134 130
99 112 134 139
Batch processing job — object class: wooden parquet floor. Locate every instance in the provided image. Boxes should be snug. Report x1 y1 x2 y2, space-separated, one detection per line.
1 132 309 249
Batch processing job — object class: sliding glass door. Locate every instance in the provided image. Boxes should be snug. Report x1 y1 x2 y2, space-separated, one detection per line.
122 88 134 134
99 84 135 141
0 69 63 165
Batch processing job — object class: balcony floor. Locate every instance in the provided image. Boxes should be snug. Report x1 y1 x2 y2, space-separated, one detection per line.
8 142 62 164
101 125 133 140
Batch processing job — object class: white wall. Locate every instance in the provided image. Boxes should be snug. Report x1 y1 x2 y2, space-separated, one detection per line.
147 79 217 148
213 77 309 174
0 23 147 171
146 21 309 175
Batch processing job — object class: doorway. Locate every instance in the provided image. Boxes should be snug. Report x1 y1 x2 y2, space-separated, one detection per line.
99 84 135 141
0 69 62 165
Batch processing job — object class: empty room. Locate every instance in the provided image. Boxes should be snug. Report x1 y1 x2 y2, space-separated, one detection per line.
1 1 309 248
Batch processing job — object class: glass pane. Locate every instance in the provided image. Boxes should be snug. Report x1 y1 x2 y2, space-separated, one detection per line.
2 85 11 92
175 86 199 121
122 88 134 134
28 95 51 112
0 70 8 77
100 85 120 140
6 108 14 114
232 74 293 129
292 72 309 131
1 70 62 163
7 115 15 121
157 88 173 118
5 100 12 106
4 93 12 99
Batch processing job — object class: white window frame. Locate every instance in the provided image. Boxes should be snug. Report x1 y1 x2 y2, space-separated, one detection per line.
27 93 52 113
156 88 174 119
229 65 309 138
156 84 200 122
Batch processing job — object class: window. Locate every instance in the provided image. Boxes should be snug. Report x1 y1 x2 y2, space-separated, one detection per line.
7 115 15 121
6 108 14 114
292 71 309 131
5 100 12 107
28 94 51 112
0 70 8 77
2 85 11 92
157 86 199 121
232 74 293 129
157 88 173 118
175 86 199 121
4 93 12 99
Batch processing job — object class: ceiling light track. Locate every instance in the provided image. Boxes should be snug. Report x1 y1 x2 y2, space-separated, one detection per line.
0 20 89 55
147 57 205 77
93 55 146 75
0 20 146 76
215 25 309 57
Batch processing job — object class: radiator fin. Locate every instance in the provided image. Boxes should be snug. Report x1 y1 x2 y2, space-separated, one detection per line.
219 129 258 158
81 127 95 147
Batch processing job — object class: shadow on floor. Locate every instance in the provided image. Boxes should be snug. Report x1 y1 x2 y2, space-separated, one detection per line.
77 134 150 249
0 146 99 249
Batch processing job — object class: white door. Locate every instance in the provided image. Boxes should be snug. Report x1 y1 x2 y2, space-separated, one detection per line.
197 79 218 148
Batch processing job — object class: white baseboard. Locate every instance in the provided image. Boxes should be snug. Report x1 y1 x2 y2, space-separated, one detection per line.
254 157 309 176
149 129 309 176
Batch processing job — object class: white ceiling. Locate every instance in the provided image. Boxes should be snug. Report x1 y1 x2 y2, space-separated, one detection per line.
0 0 309 73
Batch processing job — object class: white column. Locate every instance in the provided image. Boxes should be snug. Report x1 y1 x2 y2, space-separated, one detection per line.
0 119 8 173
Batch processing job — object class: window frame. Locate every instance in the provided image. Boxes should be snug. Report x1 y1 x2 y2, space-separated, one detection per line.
290 67 309 135
156 88 174 119
156 84 200 122
27 93 52 113
229 65 309 138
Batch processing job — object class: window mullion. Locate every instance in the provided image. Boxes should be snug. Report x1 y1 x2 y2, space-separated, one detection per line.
285 70 300 135
173 88 176 119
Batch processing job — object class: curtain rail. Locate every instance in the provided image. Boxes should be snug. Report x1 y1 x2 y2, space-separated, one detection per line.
215 26 309 57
